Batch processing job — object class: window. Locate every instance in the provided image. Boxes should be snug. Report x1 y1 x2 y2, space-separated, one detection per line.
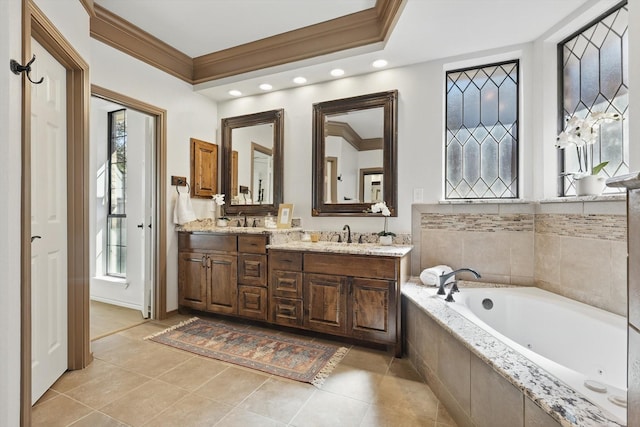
559 2 628 195
107 109 127 277
445 60 519 199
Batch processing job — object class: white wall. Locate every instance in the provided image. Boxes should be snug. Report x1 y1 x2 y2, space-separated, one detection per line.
216 43 535 236
0 0 24 423
90 40 219 311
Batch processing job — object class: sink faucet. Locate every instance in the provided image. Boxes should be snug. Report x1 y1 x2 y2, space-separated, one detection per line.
342 224 352 244
436 268 481 302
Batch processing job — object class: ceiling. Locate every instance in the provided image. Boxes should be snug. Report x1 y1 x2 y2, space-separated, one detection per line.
94 0 597 101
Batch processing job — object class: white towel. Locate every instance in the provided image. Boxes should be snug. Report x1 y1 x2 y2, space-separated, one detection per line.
173 192 197 225
419 265 454 286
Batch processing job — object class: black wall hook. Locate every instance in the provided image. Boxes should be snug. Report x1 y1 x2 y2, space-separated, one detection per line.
10 54 44 85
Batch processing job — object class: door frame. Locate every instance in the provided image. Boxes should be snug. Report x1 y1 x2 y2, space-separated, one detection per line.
21 1 90 425
91 84 168 321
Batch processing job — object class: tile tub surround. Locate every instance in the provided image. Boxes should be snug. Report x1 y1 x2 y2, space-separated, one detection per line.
402 279 625 427
412 198 627 316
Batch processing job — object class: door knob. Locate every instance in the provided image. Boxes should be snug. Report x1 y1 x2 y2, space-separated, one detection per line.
31 235 42 242
137 223 144 228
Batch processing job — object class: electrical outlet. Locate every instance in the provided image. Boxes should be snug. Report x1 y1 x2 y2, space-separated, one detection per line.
413 188 424 203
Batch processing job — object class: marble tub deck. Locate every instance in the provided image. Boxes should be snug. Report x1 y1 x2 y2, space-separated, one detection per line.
402 279 625 427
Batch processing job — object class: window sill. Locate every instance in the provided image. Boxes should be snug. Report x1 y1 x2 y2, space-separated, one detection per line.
539 193 625 204
91 276 130 288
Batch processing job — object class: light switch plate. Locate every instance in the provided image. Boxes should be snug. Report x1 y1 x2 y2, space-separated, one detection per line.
413 188 424 203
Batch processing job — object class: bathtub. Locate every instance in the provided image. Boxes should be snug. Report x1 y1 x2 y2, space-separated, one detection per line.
448 286 627 424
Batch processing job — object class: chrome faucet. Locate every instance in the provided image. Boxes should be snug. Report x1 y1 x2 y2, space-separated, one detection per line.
342 224 352 244
437 268 481 302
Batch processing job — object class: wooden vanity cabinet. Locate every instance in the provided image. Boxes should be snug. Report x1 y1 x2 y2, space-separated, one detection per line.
178 233 238 315
303 253 399 349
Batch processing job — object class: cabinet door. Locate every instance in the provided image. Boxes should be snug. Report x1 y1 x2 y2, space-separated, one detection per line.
190 138 218 198
207 254 237 314
178 251 207 311
304 273 346 335
350 277 396 343
238 285 268 320
238 253 267 286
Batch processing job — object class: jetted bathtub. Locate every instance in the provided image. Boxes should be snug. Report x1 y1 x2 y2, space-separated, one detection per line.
448 286 627 423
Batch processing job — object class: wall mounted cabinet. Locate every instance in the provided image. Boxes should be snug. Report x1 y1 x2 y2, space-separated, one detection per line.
190 138 218 198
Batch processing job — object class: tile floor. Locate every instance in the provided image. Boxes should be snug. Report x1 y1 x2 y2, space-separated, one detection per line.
33 314 457 427
90 300 147 341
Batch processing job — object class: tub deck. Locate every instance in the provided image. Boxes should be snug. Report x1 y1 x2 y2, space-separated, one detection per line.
402 279 625 427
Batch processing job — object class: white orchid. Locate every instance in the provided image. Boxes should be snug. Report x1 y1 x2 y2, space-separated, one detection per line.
555 111 621 176
211 194 225 206
370 201 395 237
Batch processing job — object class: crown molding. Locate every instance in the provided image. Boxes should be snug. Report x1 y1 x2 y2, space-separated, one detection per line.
79 0 95 17
192 0 403 84
89 0 403 85
90 4 193 82
326 121 383 151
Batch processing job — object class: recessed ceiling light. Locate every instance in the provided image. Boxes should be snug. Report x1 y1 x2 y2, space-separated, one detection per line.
372 59 388 68
293 76 307 84
259 83 273 91
228 90 242 97
330 68 345 77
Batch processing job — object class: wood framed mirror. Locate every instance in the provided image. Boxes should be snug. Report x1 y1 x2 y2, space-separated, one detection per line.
312 90 398 216
221 109 284 216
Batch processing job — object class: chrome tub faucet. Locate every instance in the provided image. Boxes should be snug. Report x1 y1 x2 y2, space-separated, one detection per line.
437 268 481 302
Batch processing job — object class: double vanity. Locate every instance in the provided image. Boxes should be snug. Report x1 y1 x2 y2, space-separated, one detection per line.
177 227 411 356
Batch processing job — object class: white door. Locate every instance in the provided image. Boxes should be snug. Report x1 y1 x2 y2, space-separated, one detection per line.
125 112 154 318
30 39 68 404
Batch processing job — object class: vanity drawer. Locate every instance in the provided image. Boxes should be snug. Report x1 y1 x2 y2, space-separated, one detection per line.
271 297 303 327
304 253 396 280
238 235 267 254
238 253 267 286
271 270 303 298
179 233 236 252
269 251 302 271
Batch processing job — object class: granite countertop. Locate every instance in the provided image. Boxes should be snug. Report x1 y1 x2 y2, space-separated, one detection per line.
267 240 413 257
402 279 624 427
176 219 303 235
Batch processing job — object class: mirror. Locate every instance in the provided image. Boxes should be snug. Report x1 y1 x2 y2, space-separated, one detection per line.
312 90 398 216
221 109 284 216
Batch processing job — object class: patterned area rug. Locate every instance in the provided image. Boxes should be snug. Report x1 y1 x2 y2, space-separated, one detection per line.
146 317 348 386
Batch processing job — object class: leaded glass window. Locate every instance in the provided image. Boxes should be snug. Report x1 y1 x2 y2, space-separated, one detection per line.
107 109 127 277
445 61 519 199
559 2 628 195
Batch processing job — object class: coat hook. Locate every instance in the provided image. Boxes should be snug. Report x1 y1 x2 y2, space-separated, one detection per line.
10 54 44 85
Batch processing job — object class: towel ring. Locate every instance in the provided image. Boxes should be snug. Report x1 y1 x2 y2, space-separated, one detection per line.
176 181 191 194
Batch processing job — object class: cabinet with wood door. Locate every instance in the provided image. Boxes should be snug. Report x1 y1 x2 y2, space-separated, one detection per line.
178 233 238 315
178 232 269 319
269 250 408 356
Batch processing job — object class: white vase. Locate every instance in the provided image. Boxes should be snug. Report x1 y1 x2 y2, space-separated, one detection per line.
379 235 393 246
575 175 605 196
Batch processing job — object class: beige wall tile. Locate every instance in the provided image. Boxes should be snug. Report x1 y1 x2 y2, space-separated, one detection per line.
438 330 471 414
559 237 610 305
509 232 535 278
421 230 464 271
524 397 560 427
534 234 561 286
462 232 511 277
469 355 523 427
628 325 640 425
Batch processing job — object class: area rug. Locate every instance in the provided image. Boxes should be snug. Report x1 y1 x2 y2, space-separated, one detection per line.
145 317 348 387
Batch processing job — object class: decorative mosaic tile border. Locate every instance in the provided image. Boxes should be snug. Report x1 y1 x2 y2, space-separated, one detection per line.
420 213 534 232
420 212 626 242
535 213 626 242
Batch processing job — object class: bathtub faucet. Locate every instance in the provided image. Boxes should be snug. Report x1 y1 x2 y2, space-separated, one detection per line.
437 268 481 302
